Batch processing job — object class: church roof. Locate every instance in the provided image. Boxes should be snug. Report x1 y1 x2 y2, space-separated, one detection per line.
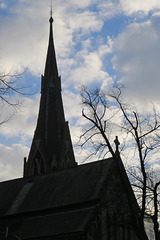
0 158 114 217
7 207 97 239
0 157 140 218
0 157 142 239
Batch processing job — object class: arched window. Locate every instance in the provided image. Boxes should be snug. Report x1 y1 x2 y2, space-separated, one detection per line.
34 151 45 175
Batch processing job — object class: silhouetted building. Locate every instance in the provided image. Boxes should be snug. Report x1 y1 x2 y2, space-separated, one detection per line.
0 15 149 240
24 16 76 177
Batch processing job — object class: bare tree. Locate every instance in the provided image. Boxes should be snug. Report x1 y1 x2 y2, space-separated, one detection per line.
147 177 160 239
79 85 115 159
79 84 160 239
109 84 160 239
0 68 30 124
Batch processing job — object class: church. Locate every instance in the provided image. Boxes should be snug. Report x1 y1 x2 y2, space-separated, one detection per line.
0 14 149 240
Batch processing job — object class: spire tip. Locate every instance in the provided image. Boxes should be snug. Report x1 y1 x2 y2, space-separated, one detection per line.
49 0 54 23
50 0 53 16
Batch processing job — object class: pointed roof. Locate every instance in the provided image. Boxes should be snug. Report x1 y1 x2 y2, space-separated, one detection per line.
44 16 58 88
24 17 76 177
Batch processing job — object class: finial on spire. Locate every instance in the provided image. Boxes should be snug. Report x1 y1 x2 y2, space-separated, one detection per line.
50 0 53 17
49 0 54 23
50 0 54 16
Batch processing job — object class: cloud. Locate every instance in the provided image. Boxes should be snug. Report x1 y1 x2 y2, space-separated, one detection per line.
66 0 93 8
69 11 103 34
70 51 108 85
0 143 29 181
0 94 40 140
112 14 160 100
0 3 6 9
98 1 122 19
0 0 106 77
97 0 160 19
120 0 160 15
63 90 81 121
63 38 113 87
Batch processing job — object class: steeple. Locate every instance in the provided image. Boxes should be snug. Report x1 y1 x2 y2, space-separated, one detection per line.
24 16 76 177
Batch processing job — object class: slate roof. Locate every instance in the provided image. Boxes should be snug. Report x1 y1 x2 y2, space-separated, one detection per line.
0 158 114 217
9 206 98 239
0 157 143 239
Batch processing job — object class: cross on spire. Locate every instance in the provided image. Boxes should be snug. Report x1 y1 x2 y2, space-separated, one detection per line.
50 0 53 17
114 136 120 156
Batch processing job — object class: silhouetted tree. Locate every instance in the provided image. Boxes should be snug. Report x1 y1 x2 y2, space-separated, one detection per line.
0 68 29 124
79 84 160 240
79 86 115 159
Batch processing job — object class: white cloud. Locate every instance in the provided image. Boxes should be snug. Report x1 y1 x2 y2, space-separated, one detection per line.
112 14 160 100
66 0 93 8
0 144 29 181
69 11 103 34
0 3 6 9
0 0 106 77
98 0 122 19
0 95 39 139
64 39 112 87
98 0 160 19
120 0 160 15
63 90 81 120
71 51 108 85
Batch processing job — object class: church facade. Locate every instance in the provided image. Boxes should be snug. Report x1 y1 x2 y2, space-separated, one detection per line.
0 15 149 240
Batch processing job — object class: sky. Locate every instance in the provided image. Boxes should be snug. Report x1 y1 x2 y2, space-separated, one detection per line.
0 0 160 181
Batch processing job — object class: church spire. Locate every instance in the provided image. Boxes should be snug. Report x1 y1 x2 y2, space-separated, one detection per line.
24 16 76 177
43 15 58 88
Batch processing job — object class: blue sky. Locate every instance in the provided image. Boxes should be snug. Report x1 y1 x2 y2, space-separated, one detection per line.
0 0 160 181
